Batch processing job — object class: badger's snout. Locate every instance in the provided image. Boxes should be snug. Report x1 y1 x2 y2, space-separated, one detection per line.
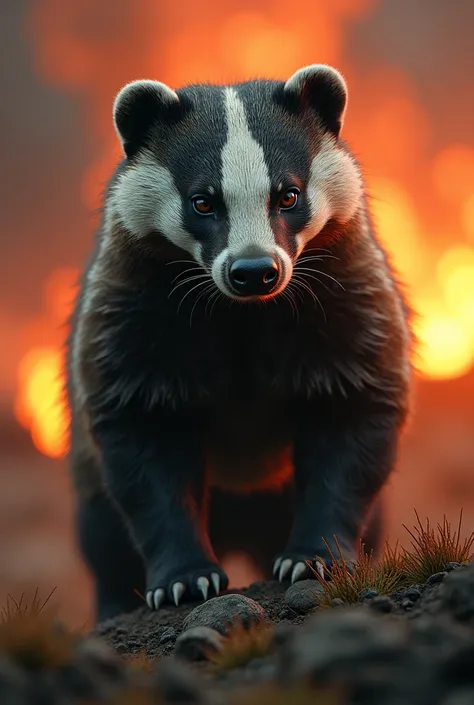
211 246 292 300
227 255 280 297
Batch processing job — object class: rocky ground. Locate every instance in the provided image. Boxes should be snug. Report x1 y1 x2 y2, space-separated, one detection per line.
3 561 474 704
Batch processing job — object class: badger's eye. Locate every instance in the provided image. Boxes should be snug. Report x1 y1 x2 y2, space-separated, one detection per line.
191 195 214 216
279 188 299 211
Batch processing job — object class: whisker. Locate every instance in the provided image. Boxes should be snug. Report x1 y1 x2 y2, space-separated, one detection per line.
293 269 334 295
292 275 327 323
206 289 222 318
288 281 305 305
168 274 211 298
301 247 333 255
189 283 215 326
307 268 345 290
296 255 339 264
171 266 207 281
177 280 211 313
166 259 200 267
281 287 299 320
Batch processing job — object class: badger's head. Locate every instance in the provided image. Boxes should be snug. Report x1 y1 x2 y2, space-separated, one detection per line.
111 65 363 301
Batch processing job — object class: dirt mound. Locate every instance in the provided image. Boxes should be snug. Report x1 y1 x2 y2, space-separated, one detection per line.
2 564 474 704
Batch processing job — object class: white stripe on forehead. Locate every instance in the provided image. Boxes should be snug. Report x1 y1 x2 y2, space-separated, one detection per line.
221 88 276 254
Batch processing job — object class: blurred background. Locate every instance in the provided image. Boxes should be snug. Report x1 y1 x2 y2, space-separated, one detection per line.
1 0 474 628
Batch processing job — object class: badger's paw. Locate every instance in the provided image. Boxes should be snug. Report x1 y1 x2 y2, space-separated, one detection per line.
272 553 320 584
273 549 356 584
145 564 229 610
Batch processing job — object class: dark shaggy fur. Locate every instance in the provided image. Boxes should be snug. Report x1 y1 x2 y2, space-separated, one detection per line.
66 68 413 623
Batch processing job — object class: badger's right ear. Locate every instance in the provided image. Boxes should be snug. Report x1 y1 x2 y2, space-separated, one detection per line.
113 80 180 158
283 65 347 138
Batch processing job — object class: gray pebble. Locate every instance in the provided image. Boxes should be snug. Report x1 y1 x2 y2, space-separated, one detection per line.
359 589 378 602
331 598 345 607
446 562 462 572
370 596 394 613
174 626 224 662
284 580 325 613
182 594 265 634
405 588 422 601
427 571 448 585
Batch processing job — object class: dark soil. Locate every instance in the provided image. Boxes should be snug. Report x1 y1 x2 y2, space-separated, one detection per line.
90 562 474 704
3 564 474 704
95 581 302 661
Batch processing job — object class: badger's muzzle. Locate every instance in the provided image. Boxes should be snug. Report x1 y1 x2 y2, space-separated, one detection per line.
227 255 280 297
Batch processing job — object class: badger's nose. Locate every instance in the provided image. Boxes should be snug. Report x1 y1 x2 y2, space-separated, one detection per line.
228 256 280 296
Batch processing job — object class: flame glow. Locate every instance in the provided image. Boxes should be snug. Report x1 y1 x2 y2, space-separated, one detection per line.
14 347 69 459
17 0 474 458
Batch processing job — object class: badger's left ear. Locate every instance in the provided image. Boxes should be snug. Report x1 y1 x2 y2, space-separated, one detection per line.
283 64 347 138
113 79 181 158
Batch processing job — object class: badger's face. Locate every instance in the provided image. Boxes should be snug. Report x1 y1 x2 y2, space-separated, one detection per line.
111 65 363 301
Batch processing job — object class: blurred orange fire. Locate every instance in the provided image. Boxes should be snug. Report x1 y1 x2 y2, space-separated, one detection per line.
16 0 474 459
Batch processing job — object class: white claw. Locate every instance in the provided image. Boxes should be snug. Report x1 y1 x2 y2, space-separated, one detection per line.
172 581 185 606
211 572 220 595
146 591 154 610
153 588 165 610
279 558 293 582
315 560 325 579
273 557 282 577
197 576 209 601
291 561 308 584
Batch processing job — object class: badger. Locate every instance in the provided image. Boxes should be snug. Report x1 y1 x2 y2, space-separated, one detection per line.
66 64 413 623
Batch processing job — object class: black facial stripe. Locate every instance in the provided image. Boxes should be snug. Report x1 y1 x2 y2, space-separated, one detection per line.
234 80 315 257
235 81 312 188
147 85 231 264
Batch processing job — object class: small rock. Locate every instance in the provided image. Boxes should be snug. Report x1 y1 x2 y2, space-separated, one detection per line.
438 562 474 623
331 598 345 607
277 608 414 693
359 589 378 602
446 562 462 572
182 594 265 634
401 599 413 610
174 626 224 662
427 571 448 585
370 596 394 613
284 580 324 614
405 587 422 601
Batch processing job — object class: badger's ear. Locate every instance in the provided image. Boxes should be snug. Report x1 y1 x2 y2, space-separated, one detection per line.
283 64 347 138
113 79 180 158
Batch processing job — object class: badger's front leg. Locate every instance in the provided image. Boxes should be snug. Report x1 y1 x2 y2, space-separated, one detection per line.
94 409 228 609
274 404 400 583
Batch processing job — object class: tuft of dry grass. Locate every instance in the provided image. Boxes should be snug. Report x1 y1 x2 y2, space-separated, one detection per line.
309 538 408 607
0 586 83 670
307 510 474 608
231 683 345 705
0 586 57 623
400 509 474 584
207 619 275 672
